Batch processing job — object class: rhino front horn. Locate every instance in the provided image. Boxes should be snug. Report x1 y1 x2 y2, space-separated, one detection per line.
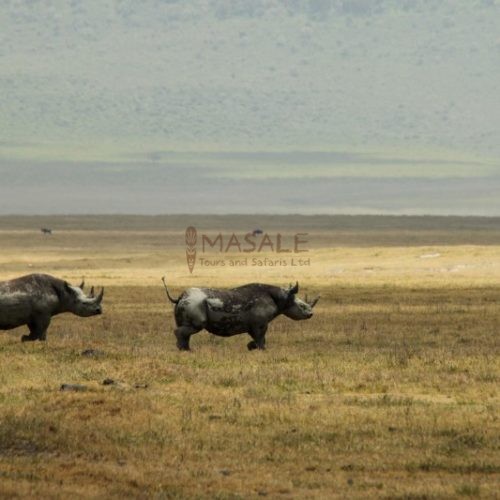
95 288 104 304
310 296 320 308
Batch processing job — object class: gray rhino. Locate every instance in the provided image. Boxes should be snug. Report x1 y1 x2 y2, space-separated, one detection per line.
0 274 103 342
162 278 319 351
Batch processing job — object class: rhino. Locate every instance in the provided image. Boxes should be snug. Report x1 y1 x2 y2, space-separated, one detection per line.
0 274 104 342
162 278 319 351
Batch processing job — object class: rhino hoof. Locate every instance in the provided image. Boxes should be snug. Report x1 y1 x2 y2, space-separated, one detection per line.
247 341 258 351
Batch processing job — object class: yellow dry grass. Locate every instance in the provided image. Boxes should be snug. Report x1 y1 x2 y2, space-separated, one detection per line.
0 218 499 499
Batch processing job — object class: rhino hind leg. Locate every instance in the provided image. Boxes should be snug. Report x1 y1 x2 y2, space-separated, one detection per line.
22 316 50 342
175 325 200 351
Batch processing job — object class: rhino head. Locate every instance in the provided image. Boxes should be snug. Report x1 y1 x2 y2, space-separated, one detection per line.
62 281 104 317
282 282 320 320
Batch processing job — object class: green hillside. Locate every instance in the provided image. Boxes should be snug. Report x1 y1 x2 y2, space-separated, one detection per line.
0 0 498 161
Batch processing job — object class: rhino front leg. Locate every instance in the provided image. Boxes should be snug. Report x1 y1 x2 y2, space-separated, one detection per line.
22 316 51 342
247 325 267 351
174 325 200 351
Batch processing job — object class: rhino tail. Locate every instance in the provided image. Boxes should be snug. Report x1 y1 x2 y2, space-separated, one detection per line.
161 276 180 304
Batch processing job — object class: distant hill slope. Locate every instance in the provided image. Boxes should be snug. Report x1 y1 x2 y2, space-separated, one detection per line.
0 0 499 159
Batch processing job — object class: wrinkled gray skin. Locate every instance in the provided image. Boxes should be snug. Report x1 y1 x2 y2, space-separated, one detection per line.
0 274 104 342
163 279 319 351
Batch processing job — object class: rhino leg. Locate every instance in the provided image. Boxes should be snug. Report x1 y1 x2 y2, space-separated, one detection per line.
175 326 200 351
21 316 51 342
21 332 38 342
247 325 267 351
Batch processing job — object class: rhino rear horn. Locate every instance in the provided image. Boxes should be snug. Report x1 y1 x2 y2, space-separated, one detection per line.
89 286 95 298
79 279 85 290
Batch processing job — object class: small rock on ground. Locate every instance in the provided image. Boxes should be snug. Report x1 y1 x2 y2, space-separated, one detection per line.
60 384 88 392
81 349 105 358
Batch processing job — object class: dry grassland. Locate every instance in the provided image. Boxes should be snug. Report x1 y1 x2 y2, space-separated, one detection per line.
0 216 499 498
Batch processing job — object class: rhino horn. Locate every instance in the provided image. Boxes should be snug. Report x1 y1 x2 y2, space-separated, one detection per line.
95 288 104 304
310 296 320 308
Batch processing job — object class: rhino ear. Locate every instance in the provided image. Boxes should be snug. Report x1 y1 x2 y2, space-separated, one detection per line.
288 281 299 296
64 281 76 296
78 279 85 290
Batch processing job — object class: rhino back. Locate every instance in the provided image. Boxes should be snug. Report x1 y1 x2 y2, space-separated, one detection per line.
204 287 278 336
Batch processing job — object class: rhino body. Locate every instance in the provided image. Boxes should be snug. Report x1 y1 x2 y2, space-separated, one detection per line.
0 274 103 342
163 279 319 351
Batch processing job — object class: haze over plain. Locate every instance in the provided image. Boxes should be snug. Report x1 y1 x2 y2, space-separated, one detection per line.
0 0 499 214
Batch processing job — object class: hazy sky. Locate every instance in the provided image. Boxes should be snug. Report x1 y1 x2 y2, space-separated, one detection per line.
0 0 499 214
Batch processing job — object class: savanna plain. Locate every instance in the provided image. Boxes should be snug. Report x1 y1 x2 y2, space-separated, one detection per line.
0 215 499 499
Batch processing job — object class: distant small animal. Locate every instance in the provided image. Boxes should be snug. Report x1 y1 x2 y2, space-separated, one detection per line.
162 278 319 351
41 228 52 235
252 228 263 236
0 274 104 342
